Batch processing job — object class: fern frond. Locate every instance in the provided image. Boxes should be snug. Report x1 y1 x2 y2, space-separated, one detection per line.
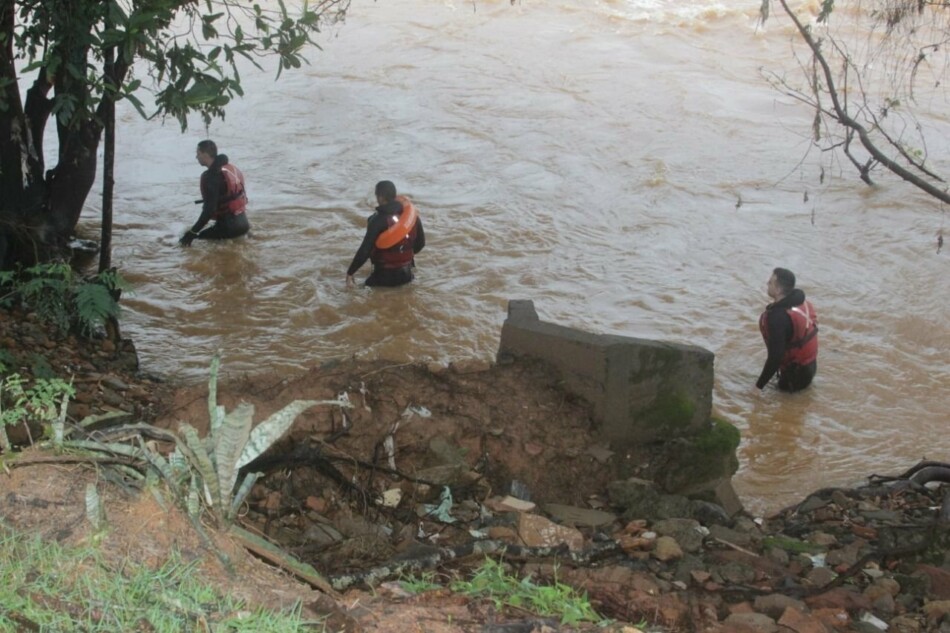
72 283 117 335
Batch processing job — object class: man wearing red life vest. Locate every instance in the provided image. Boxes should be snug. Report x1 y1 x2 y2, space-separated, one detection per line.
756 267 819 392
346 180 425 288
179 140 250 246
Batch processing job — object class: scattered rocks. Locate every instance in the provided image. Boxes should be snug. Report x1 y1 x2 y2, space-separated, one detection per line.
0 306 173 439
4 304 949 632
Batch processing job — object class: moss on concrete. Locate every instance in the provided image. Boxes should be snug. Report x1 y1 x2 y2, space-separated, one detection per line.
636 390 696 432
655 418 741 493
695 418 741 455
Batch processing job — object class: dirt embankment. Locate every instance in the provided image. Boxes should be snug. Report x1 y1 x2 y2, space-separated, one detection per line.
2 307 950 632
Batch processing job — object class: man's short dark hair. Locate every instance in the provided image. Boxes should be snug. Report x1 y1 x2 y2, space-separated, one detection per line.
772 267 796 294
197 140 218 157
375 180 397 203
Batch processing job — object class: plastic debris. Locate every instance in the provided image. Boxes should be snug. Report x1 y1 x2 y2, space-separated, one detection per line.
402 405 432 419
381 489 402 508
421 486 456 523
384 435 396 470
359 381 372 411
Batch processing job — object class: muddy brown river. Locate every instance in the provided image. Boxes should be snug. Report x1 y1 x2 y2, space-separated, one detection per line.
73 0 949 515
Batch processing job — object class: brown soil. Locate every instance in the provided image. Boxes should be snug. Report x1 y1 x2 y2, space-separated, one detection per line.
0 308 650 632
3 307 949 633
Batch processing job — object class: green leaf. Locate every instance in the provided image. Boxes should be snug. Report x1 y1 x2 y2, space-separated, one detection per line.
236 399 345 469
121 91 150 119
187 475 201 518
214 402 254 503
72 282 116 335
179 423 221 512
228 471 260 520
85 483 103 530
208 354 222 435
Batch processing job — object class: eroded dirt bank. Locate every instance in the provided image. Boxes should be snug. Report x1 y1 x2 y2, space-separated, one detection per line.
2 307 949 632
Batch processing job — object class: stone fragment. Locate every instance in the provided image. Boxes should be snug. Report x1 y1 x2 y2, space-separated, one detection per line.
804 566 835 588
722 612 779 632
652 536 684 562
617 534 654 554
303 523 343 546
543 503 616 527
485 495 536 513
777 606 829 633
753 593 807 619
305 496 328 513
805 587 872 612
516 513 584 551
922 600 950 625
586 444 614 464
653 518 704 553
914 564 950 600
523 442 544 456
100 374 129 391
486 526 520 543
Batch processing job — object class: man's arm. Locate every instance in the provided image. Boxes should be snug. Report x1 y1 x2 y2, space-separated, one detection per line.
413 218 425 254
192 169 222 234
346 213 384 280
180 170 221 245
755 310 790 389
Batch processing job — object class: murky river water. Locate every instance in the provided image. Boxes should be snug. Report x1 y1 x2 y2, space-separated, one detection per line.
78 0 949 515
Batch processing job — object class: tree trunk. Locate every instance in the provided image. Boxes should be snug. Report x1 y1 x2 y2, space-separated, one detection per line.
0 3 47 267
100 41 116 274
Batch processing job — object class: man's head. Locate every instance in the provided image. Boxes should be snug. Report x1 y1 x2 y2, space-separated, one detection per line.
768 267 796 300
375 180 397 204
196 140 218 167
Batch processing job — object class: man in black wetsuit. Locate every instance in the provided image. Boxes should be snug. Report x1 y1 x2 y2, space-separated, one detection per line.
756 267 819 392
346 181 425 288
179 140 250 246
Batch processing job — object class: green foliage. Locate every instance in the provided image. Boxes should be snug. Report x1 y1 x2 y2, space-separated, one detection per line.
58 354 351 528
0 371 74 453
448 558 605 626
0 525 318 631
3 355 349 593
0 372 74 428
2 0 350 131
171 353 351 525
399 571 442 595
25 353 56 380
0 349 16 374
0 263 128 337
695 418 741 455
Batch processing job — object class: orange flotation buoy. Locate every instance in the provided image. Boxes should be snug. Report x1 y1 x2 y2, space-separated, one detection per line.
375 194 418 249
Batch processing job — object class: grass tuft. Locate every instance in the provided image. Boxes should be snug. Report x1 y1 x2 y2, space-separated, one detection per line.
0 524 323 632
404 557 606 627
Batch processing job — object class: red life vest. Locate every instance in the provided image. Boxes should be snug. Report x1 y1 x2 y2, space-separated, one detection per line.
759 300 819 368
371 198 419 269
200 163 247 219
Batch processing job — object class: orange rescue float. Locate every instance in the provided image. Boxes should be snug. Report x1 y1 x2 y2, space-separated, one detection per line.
375 195 418 249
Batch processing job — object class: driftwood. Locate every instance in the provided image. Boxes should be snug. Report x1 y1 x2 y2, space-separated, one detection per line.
327 539 622 591
779 460 950 519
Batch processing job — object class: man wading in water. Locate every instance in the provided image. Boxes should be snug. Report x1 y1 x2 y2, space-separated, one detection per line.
346 180 425 288
756 267 819 392
179 140 250 246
